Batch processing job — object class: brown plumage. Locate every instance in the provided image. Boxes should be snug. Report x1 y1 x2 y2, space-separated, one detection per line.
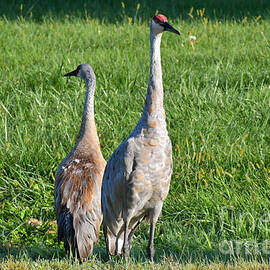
54 64 106 261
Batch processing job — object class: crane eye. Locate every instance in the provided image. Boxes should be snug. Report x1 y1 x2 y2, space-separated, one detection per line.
153 17 159 24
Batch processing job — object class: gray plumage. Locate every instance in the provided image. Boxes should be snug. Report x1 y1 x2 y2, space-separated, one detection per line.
101 15 179 261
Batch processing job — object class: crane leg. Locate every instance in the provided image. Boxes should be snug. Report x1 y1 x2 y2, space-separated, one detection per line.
147 222 156 262
123 220 130 258
128 216 145 249
147 202 163 262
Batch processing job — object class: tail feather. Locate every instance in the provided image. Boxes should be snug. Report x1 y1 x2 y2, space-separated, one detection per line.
73 211 100 260
57 212 77 256
74 215 98 260
104 225 117 255
103 216 146 256
76 230 94 260
57 210 100 261
104 224 124 255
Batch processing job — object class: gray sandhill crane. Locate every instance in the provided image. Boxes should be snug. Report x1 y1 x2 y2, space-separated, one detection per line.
101 14 179 261
54 64 106 262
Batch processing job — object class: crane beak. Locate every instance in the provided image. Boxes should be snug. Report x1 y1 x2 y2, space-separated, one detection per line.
163 22 180 35
64 69 78 77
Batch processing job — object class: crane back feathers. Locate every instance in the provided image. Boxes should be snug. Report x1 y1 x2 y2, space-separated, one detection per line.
55 155 105 260
102 122 173 255
58 159 97 212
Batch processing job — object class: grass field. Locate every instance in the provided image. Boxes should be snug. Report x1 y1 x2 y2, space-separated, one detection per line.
1 0 270 269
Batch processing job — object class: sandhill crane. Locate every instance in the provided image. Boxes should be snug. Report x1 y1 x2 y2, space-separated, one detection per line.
54 64 106 261
101 14 179 261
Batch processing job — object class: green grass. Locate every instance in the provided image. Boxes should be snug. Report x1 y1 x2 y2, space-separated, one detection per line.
1 2 270 269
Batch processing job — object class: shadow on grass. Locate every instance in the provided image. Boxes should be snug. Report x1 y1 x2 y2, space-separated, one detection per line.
0 244 109 263
153 242 270 265
0 0 270 22
120 239 270 265
0 245 64 261
1 241 270 265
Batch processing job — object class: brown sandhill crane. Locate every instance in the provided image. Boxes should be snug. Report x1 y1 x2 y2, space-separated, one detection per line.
54 64 106 261
101 14 179 261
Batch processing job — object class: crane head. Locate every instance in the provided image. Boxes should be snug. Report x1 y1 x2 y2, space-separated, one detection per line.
64 65 81 77
152 14 180 35
64 64 94 81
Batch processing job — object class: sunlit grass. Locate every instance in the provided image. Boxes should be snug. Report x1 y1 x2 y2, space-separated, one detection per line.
0 8 270 269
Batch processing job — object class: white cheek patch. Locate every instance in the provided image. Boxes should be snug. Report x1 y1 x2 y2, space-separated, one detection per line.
151 20 164 33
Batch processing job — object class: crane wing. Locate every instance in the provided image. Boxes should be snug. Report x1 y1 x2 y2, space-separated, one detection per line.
55 158 103 257
101 138 135 235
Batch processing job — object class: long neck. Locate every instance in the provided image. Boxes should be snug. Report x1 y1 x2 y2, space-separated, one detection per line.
142 29 164 118
77 76 100 149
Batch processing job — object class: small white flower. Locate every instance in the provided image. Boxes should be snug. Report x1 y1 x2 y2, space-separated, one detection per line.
189 35 196 41
188 36 196 51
